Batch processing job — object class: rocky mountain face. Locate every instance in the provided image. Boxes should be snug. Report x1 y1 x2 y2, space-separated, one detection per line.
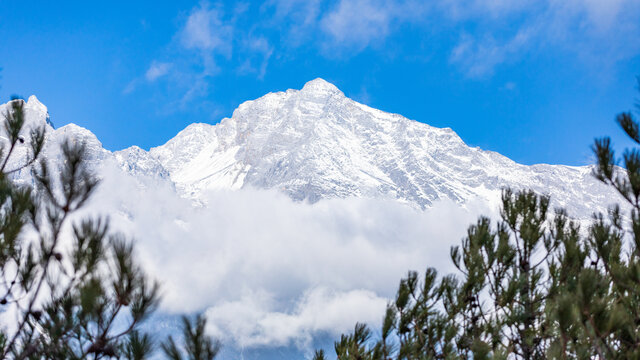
0 80 618 218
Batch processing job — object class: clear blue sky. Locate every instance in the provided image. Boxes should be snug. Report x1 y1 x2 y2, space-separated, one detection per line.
1 0 639 165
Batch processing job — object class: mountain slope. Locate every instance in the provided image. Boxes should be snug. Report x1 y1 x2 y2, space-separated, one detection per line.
0 96 171 188
0 81 617 218
147 78 613 216
0 82 623 358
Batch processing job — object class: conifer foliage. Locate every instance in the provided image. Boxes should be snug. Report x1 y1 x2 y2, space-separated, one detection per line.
0 97 159 359
0 98 219 359
323 80 640 359
161 315 221 360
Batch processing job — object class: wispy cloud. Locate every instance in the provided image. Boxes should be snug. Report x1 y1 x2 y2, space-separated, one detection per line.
444 0 640 77
237 36 274 79
127 0 640 102
319 0 429 53
145 61 172 82
273 0 640 76
178 2 234 82
450 28 534 78
321 0 393 51
180 5 233 54
502 81 517 91
123 3 237 110
129 2 278 107
122 61 173 95
262 0 323 46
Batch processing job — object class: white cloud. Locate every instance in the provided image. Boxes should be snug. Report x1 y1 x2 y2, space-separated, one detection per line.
126 4 236 107
135 3 287 105
131 0 640 102
122 79 139 95
145 61 172 82
446 0 640 77
86 162 496 349
206 287 387 347
237 36 274 79
450 28 534 78
321 0 393 50
180 4 233 56
122 62 173 95
319 0 429 52
268 0 322 24
175 3 234 80
263 0 323 45
440 0 536 20
134 0 640 98
552 0 635 32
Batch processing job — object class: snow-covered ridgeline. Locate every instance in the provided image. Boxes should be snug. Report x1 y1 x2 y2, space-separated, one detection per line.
0 80 618 218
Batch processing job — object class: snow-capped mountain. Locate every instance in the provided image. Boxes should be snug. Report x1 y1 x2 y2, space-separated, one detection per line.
0 80 618 217
0 80 623 359
146 78 614 217
0 96 171 187
0 96 111 186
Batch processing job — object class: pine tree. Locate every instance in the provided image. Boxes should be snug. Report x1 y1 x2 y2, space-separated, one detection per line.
327 189 567 360
0 97 160 359
321 78 640 359
582 76 640 358
161 314 220 360
0 97 225 360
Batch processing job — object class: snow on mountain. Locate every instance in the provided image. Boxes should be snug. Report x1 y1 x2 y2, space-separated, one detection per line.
114 146 172 182
0 80 619 218
145 78 613 217
0 81 624 357
0 96 171 187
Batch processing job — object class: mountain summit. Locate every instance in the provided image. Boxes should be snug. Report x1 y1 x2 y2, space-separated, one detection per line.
300 78 343 95
143 79 610 215
0 80 617 217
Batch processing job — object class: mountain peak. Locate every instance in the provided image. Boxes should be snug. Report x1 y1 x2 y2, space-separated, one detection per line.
26 95 48 114
0 95 55 130
0 92 616 219
300 78 343 96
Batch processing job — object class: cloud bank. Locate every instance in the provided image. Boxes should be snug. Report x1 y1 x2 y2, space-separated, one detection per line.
85 163 496 349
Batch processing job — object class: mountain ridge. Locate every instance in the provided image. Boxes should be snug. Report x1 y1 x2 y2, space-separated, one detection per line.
0 80 619 217
141 78 612 216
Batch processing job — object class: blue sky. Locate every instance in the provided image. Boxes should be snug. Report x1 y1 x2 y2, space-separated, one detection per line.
1 0 639 165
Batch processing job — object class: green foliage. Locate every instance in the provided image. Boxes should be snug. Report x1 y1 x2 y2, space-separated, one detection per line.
122 331 155 360
587 76 640 358
329 189 566 360
312 349 328 360
0 98 219 359
161 314 220 360
320 79 640 359
0 98 160 359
